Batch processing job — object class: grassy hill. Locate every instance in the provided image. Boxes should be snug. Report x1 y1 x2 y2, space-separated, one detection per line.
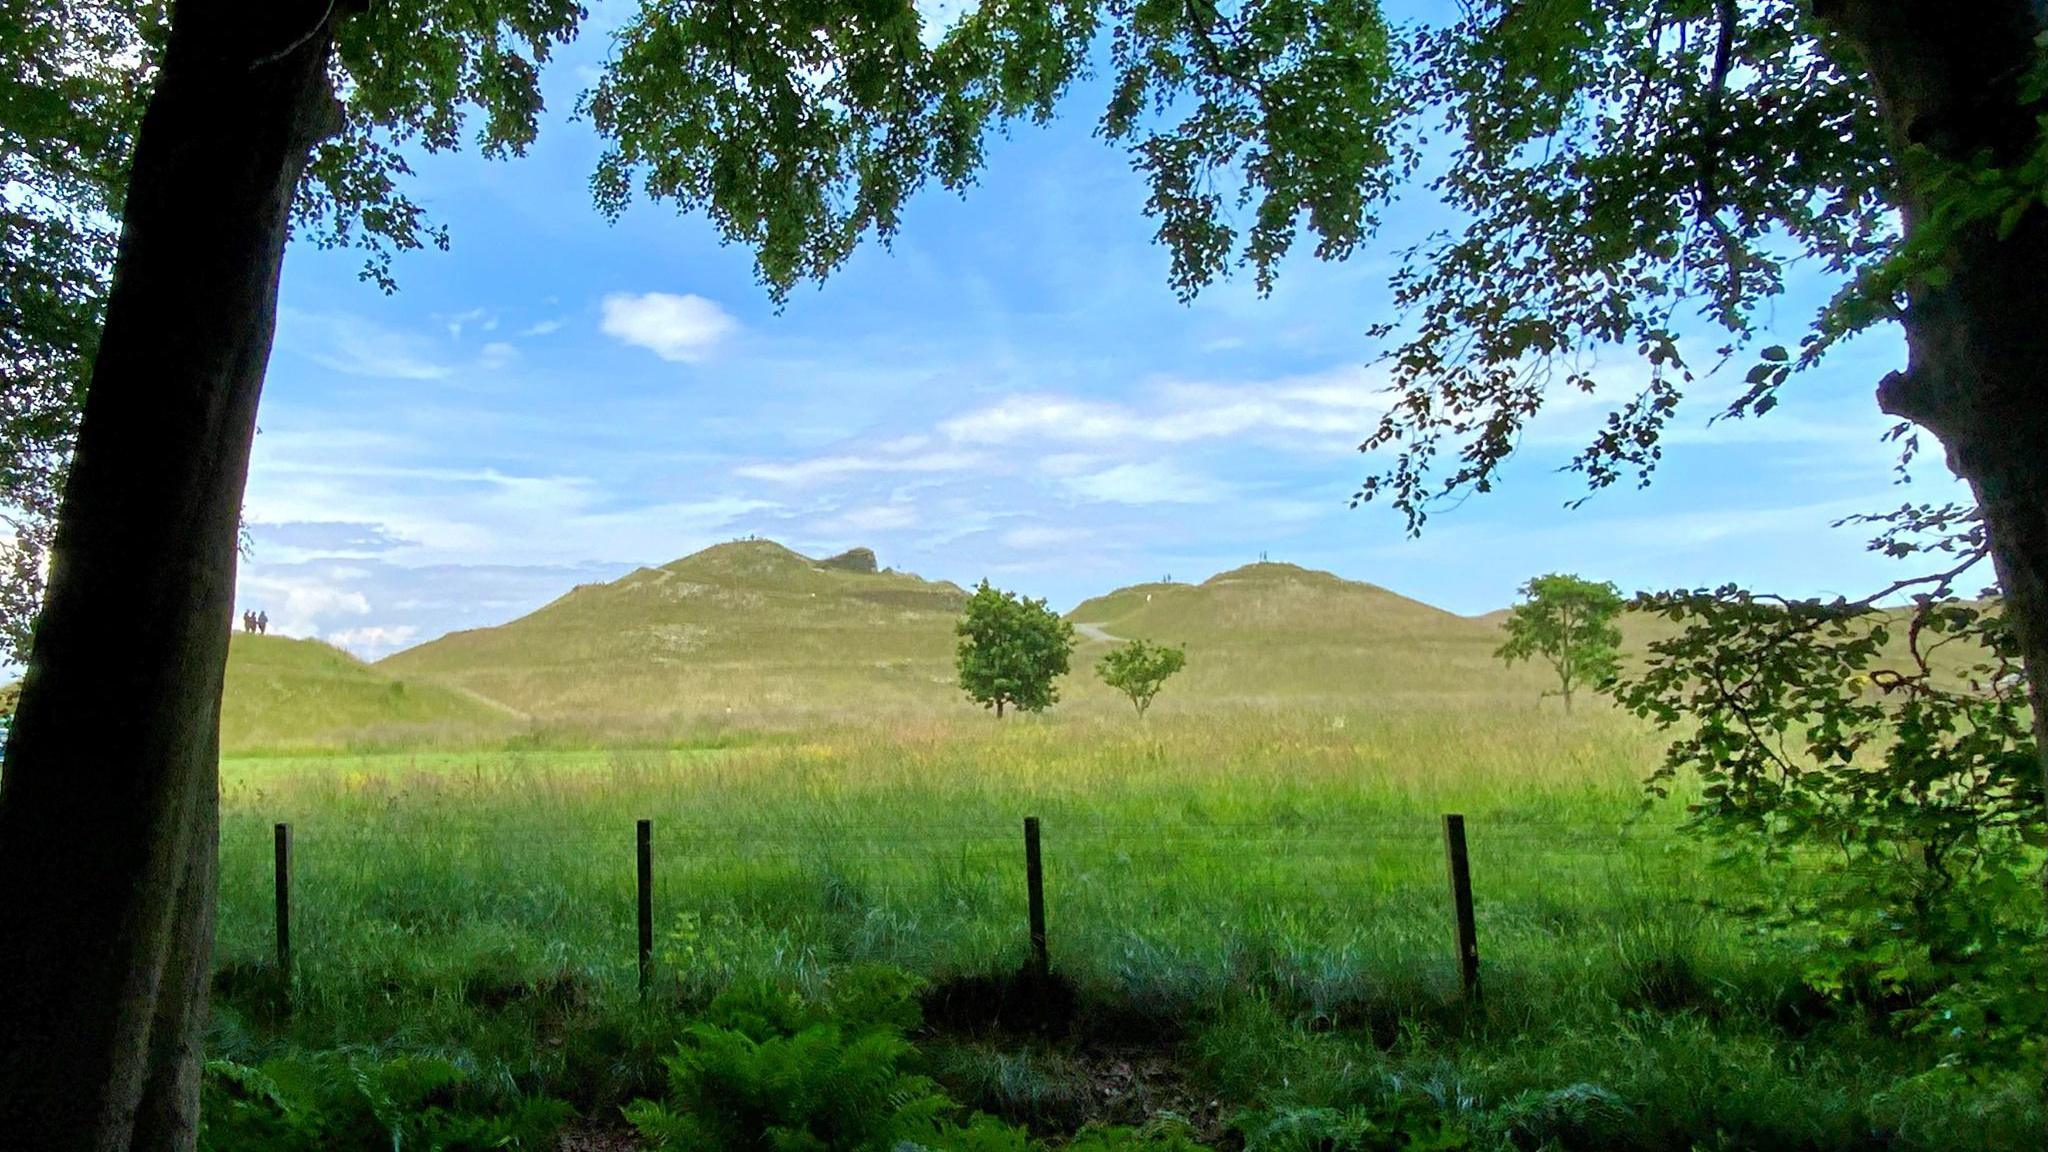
359 547 1566 731
375 540 971 732
220 634 521 753
1066 562 1552 714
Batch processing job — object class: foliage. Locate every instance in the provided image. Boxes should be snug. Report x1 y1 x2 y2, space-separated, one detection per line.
956 580 1075 717
1610 503 2046 1072
584 0 1401 300
1236 1103 1469 1152
0 0 162 661
625 969 1230 1152
1348 1 1901 527
1096 639 1187 717
198 1050 569 1151
624 970 956 1152
1495 574 1622 711
1065 1121 1211 1152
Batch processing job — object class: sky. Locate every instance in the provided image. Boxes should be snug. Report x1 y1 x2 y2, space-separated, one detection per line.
236 5 1968 659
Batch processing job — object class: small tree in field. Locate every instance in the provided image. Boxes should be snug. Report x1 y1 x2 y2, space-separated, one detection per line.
1097 639 1186 718
1496 574 1623 712
956 581 1074 718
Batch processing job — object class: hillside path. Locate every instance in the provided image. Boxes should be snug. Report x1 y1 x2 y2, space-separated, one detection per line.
1073 622 1123 644
449 683 532 722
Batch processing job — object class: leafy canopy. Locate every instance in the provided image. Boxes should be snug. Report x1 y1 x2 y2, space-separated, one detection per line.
1096 638 1186 717
1495 573 1622 710
0 0 163 659
1610 503 2045 1072
956 580 1075 717
1354 0 1901 528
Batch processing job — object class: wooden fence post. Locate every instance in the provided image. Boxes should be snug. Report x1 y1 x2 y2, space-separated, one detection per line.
637 818 654 994
1023 816 1048 978
273 822 292 1008
1442 813 1481 1004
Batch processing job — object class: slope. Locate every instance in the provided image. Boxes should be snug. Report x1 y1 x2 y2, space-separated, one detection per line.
1067 562 1553 713
220 633 522 753
375 540 970 730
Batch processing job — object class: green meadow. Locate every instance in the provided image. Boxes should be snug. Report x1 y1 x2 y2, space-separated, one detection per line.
194 545 2040 1149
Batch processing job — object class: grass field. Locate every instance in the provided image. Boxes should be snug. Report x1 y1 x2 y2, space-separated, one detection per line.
209 715 2040 1148
185 543 2040 1149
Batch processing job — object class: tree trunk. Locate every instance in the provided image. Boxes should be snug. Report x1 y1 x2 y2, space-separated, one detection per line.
0 4 340 1148
1822 0 2048 790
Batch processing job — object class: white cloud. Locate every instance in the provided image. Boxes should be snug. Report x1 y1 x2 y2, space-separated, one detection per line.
939 368 1388 452
601 292 738 362
520 319 564 337
736 450 980 485
1064 460 1230 505
237 571 372 638
328 624 421 659
441 307 497 339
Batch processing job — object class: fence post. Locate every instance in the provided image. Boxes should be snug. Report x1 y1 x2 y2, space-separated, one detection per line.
1442 813 1481 1004
273 822 292 1008
1023 816 1048 978
637 818 654 994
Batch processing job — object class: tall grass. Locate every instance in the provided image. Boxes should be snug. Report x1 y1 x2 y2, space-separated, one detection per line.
203 708 2043 1147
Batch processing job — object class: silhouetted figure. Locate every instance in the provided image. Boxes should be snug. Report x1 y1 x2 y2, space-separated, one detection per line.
256 611 269 635
241 610 255 633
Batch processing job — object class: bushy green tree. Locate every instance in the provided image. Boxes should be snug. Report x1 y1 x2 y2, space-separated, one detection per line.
1097 639 1187 718
1496 574 1623 712
956 581 1074 719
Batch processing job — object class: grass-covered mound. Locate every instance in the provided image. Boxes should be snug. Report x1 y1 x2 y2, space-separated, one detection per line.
1066 562 1552 713
375 539 971 733
364 544 1566 734
220 633 520 754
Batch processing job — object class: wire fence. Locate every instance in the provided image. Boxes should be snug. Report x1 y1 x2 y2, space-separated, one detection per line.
214 811 1835 1013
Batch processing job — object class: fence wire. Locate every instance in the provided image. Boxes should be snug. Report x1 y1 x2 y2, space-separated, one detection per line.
212 810 1839 1013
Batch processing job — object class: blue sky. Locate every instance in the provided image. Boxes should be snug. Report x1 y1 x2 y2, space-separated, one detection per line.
237 6 1966 658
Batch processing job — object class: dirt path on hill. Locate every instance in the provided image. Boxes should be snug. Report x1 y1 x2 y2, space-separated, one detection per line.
1073 622 1123 644
450 683 532 721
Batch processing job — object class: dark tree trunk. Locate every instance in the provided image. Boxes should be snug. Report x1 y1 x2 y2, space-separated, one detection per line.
1823 2 2048 1093
0 3 340 1148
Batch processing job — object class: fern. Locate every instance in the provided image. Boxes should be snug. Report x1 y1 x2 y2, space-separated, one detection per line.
200 1050 571 1152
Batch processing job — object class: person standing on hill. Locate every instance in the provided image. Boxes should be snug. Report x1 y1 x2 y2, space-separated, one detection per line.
255 611 267 635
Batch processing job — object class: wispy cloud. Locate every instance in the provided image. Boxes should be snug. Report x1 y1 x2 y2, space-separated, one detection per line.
439 307 498 339
814 504 922 535
736 449 981 485
1001 525 1092 550
939 368 1387 452
251 520 413 556
280 310 452 381
1064 460 1231 505
600 292 737 362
